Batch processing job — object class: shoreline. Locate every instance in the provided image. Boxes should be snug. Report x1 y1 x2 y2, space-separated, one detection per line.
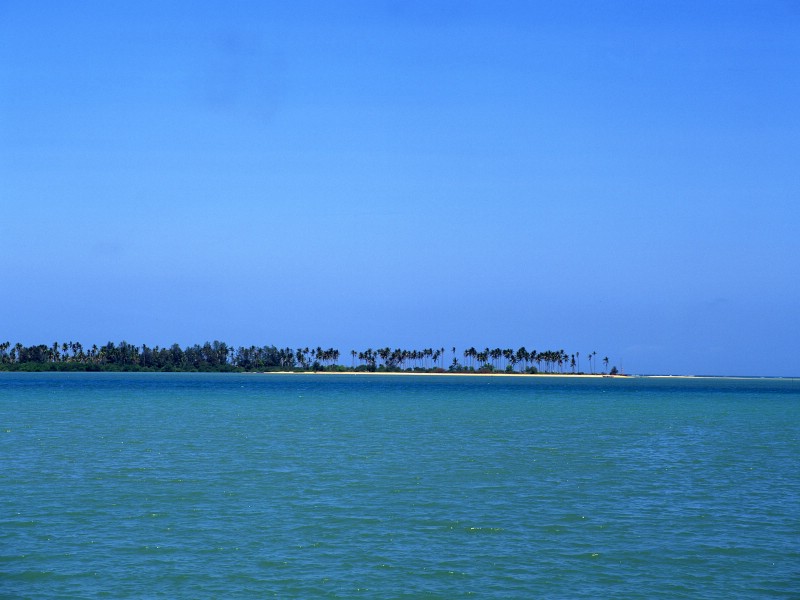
245 371 625 378
243 372 797 380
2 370 794 380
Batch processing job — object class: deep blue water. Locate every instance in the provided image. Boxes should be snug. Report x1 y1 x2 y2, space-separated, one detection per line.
2 373 799 598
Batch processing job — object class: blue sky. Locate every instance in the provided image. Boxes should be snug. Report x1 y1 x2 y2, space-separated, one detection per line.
2 1 798 375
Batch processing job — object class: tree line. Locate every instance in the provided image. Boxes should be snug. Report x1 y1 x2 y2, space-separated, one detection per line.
0 341 617 374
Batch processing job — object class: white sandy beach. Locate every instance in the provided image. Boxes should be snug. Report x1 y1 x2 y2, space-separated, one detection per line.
247 370 626 378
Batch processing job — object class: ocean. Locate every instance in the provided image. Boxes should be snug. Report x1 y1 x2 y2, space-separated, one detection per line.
1 373 798 598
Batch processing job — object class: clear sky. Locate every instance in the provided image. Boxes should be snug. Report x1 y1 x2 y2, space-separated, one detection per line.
2 1 798 376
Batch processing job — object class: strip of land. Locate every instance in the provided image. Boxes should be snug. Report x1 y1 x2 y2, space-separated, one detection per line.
245 370 625 378
0 341 619 375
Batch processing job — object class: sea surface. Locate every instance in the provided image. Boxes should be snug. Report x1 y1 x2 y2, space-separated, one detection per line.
1 373 798 599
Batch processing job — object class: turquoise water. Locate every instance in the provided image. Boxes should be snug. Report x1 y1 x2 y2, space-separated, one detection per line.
2 373 798 598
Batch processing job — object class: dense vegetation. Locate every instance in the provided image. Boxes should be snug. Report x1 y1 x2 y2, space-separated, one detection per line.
0 341 616 374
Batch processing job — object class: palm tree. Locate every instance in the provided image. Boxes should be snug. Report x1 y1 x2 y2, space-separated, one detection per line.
363 348 375 371
463 347 475 369
378 347 390 369
501 349 509 370
603 356 609 373
588 351 597 374
516 347 528 372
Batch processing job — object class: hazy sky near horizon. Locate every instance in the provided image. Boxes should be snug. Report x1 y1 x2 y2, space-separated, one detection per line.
2 1 799 376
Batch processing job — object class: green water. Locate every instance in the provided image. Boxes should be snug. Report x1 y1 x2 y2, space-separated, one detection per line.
2 373 798 598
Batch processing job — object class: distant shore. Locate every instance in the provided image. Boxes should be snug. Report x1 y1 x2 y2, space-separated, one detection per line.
243 372 796 380
1 341 617 377
243 370 627 378
1 370 795 379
